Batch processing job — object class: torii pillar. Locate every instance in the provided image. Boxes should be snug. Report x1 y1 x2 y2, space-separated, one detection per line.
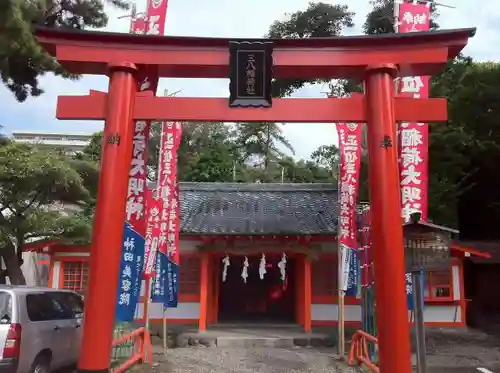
79 62 138 373
365 64 410 372
35 26 475 373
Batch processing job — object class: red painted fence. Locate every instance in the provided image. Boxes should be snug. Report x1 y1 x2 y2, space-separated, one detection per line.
111 327 152 373
348 330 380 373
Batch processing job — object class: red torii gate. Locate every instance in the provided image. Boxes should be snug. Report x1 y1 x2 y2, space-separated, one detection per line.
35 27 475 373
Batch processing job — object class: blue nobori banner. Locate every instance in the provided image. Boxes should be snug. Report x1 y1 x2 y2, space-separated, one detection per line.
165 256 179 308
407 271 425 311
115 223 145 322
346 248 359 297
151 251 178 308
340 244 360 297
406 273 414 311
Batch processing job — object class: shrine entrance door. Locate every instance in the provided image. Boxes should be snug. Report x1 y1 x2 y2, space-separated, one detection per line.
217 254 296 324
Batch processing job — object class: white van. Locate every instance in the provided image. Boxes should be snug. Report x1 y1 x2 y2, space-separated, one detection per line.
0 286 84 373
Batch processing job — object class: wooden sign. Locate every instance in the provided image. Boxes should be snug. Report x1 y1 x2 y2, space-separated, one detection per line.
228 41 273 108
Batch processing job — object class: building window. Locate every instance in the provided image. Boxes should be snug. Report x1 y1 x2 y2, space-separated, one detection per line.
424 268 452 300
312 255 337 297
179 256 200 296
61 261 89 296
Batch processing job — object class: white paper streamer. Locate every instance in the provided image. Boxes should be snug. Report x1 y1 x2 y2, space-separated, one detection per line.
222 255 230 283
259 253 267 280
277 252 287 282
241 256 249 283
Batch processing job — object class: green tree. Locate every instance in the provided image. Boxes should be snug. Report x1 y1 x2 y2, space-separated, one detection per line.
311 144 340 182
429 60 500 228
0 142 94 284
235 122 295 182
1 0 130 102
81 122 242 183
77 131 103 163
266 2 355 97
179 123 237 182
280 157 332 183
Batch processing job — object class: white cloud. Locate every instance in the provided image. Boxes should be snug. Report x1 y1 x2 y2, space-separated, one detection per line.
1 0 498 161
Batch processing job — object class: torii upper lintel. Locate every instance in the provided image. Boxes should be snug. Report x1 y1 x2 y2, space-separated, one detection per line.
35 27 476 80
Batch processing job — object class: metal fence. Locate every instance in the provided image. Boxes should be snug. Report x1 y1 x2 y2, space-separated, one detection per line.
110 322 137 367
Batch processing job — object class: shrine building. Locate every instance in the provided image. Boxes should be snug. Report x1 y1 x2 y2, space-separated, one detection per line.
30 182 481 331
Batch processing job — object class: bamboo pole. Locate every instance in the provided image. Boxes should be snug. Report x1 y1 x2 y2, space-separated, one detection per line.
338 243 345 357
163 307 168 355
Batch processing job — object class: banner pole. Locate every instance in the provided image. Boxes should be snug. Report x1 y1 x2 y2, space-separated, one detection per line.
163 307 168 354
412 271 427 373
335 122 363 358
337 243 345 357
144 278 152 331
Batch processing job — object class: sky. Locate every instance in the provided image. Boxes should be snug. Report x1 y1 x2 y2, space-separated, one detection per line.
1 0 499 160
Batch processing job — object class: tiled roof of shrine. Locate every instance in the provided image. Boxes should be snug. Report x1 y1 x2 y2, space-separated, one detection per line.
178 182 339 236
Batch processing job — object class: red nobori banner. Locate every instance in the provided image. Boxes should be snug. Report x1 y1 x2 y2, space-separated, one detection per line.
143 123 178 277
146 0 169 36
145 122 182 278
144 188 160 277
130 14 146 34
134 0 169 278
398 2 431 33
124 120 149 235
122 15 152 236
397 1 431 222
336 123 363 250
157 122 182 263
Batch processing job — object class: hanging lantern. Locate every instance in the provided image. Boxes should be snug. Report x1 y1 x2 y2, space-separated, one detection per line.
277 252 287 282
241 256 249 283
221 255 230 283
404 213 455 272
259 253 267 280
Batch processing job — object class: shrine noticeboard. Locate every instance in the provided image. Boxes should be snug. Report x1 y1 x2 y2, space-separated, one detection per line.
228 41 273 108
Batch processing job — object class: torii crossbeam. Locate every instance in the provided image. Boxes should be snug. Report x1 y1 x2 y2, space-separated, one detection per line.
35 26 475 373
58 91 447 122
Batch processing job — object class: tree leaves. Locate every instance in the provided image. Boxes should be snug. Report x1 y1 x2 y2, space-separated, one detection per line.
0 142 89 207
235 122 295 168
430 60 500 230
266 2 355 97
0 0 130 101
0 142 97 283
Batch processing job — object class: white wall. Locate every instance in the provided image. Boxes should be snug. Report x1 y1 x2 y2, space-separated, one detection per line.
311 264 463 324
311 303 462 324
47 243 464 324
312 304 362 322
7 252 51 286
135 302 200 320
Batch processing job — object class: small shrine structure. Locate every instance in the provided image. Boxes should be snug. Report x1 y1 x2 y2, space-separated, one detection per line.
34 182 490 331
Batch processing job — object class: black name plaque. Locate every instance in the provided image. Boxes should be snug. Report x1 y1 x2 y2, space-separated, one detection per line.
228 41 273 108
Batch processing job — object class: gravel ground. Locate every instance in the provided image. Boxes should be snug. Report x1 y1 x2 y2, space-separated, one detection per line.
129 328 500 373
133 346 358 373
423 328 500 369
